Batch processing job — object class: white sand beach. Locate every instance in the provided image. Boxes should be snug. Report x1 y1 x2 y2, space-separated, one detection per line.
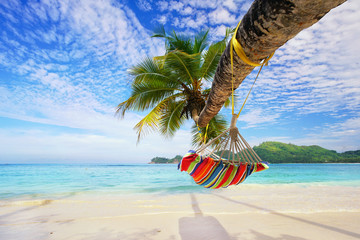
1 184 360 240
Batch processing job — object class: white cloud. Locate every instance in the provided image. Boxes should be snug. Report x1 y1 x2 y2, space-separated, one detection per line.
288 115 360 152
157 15 167 25
181 6 193 15
209 7 237 25
157 1 169 11
240 1 252 12
0 0 182 163
183 12 208 29
0 0 164 112
246 114 360 152
210 24 230 39
154 0 247 30
223 0 237 11
0 124 193 163
248 0 360 116
185 0 217 9
218 0 360 151
0 76 193 163
239 108 281 128
169 1 184 11
136 0 153 11
0 0 21 10
1 0 360 162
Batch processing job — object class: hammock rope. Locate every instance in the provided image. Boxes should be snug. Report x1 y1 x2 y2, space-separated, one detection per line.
196 20 274 164
231 21 274 118
179 20 274 188
196 122 209 144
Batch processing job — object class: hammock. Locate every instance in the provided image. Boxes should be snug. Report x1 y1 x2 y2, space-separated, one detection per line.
178 115 269 189
178 21 273 188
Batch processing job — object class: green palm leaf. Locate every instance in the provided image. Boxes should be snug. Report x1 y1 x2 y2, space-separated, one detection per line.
134 105 162 144
167 31 192 53
152 25 166 38
129 57 172 84
199 43 223 81
164 50 200 85
193 30 209 54
191 114 228 148
134 93 184 143
118 27 231 144
116 81 182 116
116 95 137 117
131 83 180 110
159 100 187 138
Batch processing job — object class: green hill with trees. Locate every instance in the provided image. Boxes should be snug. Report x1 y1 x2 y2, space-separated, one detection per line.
149 155 182 164
150 141 360 163
253 142 360 163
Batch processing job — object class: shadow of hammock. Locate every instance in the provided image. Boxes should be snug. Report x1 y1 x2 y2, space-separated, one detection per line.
178 193 231 240
212 193 360 239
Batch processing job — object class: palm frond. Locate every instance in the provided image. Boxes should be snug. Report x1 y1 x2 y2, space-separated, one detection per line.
117 26 233 143
116 96 137 118
151 25 166 38
224 92 239 108
129 57 172 84
199 43 223 81
193 30 209 54
167 31 193 53
201 88 211 96
191 114 228 148
225 27 235 39
134 93 184 143
153 55 167 69
134 105 162 144
197 28 233 81
224 96 231 108
116 81 182 116
159 100 187 138
164 50 200 85
131 82 182 110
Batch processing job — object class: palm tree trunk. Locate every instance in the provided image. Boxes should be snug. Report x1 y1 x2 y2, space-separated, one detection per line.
197 0 347 127
192 109 199 123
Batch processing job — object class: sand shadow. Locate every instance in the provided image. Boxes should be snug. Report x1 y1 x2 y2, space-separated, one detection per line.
212 193 360 239
79 227 170 240
0 192 77 220
178 193 231 240
230 229 308 240
248 230 307 240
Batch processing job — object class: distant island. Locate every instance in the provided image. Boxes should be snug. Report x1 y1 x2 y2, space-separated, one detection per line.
149 141 360 164
149 155 183 164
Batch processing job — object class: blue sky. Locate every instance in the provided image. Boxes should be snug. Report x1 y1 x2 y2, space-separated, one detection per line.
0 0 359 163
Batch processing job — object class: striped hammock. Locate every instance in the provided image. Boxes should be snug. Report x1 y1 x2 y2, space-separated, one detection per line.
178 115 269 189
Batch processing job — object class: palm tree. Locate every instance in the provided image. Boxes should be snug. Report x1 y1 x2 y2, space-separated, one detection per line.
117 26 233 145
197 0 347 127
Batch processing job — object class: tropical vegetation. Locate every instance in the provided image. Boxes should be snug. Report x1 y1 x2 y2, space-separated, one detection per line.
150 141 360 163
253 142 360 163
117 26 233 145
149 155 182 164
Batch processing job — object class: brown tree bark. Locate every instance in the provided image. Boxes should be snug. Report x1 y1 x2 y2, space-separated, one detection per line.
197 0 347 127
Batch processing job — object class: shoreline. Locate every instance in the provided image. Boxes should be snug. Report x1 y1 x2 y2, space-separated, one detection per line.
2 180 360 202
1 185 360 240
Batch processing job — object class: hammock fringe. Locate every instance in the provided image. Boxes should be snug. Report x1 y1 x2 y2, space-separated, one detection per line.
178 119 269 189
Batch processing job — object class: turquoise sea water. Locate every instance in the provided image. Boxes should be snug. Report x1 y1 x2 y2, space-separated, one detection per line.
1 164 360 200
